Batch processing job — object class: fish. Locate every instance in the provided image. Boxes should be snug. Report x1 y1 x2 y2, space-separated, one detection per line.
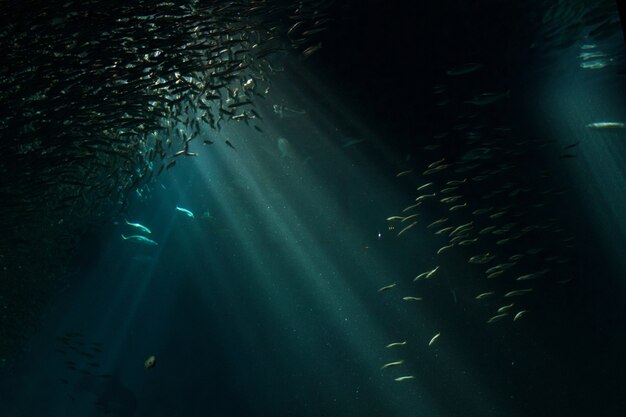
449 203 467 211
402 296 423 301
394 376 415 382
302 42 322 58
513 310 527 321
487 270 505 279
472 207 493 215
440 195 464 204
516 273 539 281
428 333 440 346
378 283 397 292
423 165 449 175
487 313 508 323
475 291 495 299
417 182 434 191
497 303 515 314
414 266 439 281
120 234 158 246
435 226 454 235
427 218 448 228
396 169 414 177
586 122 625 129
415 193 436 202
124 219 151 234
397 221 418 237
386 341 407 348
225 140 236 149
504 289 533 297
175 206 194 218
437 244 454 255
144 355 156 369
402 203 422 213
381 360 404 370
449 222 473 236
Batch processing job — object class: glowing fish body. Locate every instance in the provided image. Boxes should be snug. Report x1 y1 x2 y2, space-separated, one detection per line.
586 122 625 129
381 360 404 370
121 234 158 246
176 206 194 218
386 341 407 348
124 219 151 234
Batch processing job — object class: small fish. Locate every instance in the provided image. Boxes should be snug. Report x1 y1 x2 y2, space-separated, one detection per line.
513 310 527 321
386 341 407 348
475 291 495 299
203 139 214 145
497 303 515 314
397 221 417 237
386 216 404 221
401 213 419 222
472 207 493 215
414 266 439 281
428 158 445 168
428 332 441 346
396 169 413 177
378 283 397 292
394 376 415 382
124 219 151 234
449 202 467 211
427 218 448 228
487 313 508 323
225 140 236 149
437 244 454 254
402 203 422 213
381 360 404 370
415 193 436 202
458 238 478 246
440 195 463 204
516 273 538 281
487 270 505 279
450 222 473 237
402 296 423 301
504 289 533 297
426 266 440 278
121 234 158 246
144 355 156 369
423 165 449 175
417 182 434 191
586 122 625 129
302 42 322 58
435 226 454 235
175 206 194 218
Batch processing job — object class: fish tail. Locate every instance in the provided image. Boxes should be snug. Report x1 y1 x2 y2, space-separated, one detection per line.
121 234 128 240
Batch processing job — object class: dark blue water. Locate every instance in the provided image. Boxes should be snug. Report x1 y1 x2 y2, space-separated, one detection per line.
2 2 626 417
